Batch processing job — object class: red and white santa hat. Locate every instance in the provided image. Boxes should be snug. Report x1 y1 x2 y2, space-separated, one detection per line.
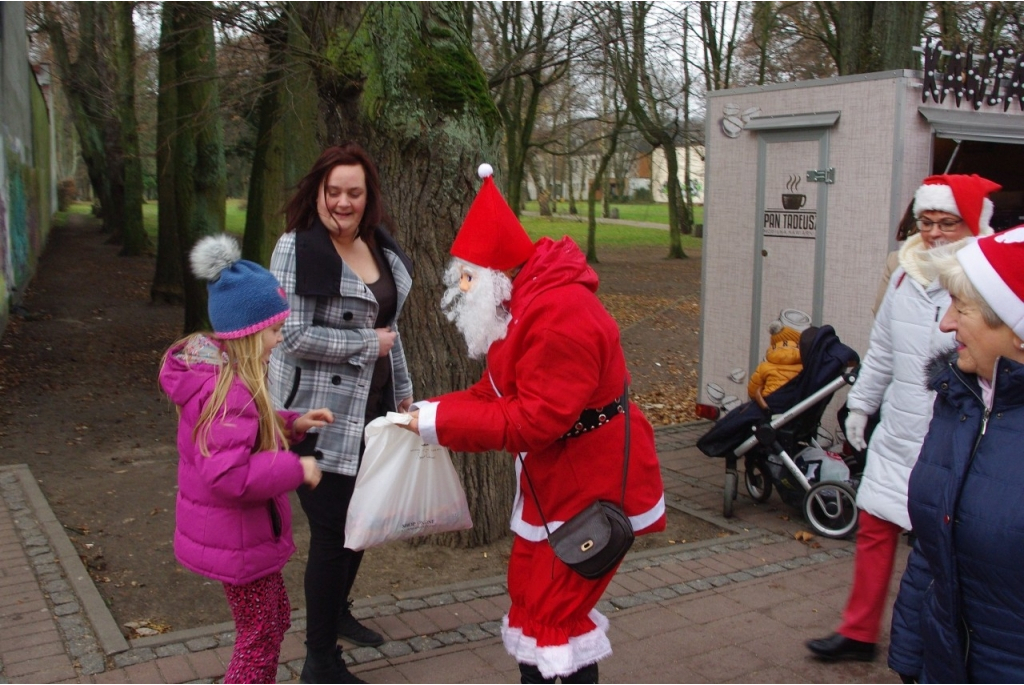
956 224 1024 339
450 164 536 272
914 174 1001 236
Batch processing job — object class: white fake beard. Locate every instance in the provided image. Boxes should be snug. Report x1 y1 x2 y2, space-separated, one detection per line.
441 259 512 359
928 236 955 249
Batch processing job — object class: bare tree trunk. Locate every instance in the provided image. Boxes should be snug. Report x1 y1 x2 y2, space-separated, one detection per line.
172 2 226 333
243 7 321 266
586 64 627 263
682 9 695 234
827 2 926 75
113 2 148 257
43 3 117 233
607 2 687 258
662 143 687 258
586 128 619 264
152 6 182 304
476 1 573 218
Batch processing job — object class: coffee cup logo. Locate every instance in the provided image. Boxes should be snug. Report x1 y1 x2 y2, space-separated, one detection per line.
783 194 806 209
782 175 806 209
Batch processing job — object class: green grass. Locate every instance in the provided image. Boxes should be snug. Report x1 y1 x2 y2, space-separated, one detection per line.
522 215 702 251
523 200 703 226
64 199 701 251
68 200 247 238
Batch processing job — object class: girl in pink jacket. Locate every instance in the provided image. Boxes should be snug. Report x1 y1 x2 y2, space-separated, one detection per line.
159 235 330 683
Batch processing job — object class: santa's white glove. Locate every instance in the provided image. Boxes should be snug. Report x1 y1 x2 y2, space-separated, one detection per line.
845 409 869 452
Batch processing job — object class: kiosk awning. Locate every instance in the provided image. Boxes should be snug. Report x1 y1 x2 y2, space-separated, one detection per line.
919 106 1024 145
745 111 841 130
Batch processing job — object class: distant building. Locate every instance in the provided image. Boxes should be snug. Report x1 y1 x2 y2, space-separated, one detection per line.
523 128 705 207
650 145 706 205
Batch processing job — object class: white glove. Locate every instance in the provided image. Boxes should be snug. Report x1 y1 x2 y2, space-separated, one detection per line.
845 409 869 452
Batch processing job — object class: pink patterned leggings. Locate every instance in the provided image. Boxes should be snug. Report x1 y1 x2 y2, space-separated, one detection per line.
222 572 291 684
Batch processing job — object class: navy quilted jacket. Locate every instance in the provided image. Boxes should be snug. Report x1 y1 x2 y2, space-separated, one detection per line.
889 353 1024 683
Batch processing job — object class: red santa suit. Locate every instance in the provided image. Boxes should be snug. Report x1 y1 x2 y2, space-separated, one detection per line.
418 231 666 678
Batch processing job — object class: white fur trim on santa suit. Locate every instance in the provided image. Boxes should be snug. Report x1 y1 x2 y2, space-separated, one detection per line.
957 234 1024 340
412 401 440 445
509 462 667 541
914 183 994 236
502 609 612 679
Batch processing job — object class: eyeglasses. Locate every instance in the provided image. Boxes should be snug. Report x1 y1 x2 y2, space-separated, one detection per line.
916 218 964 232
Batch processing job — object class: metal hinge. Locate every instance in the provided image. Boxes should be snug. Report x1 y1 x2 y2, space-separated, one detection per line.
806 168 836 184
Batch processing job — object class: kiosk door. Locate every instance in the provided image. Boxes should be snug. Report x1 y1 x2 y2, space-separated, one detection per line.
750 128 831 372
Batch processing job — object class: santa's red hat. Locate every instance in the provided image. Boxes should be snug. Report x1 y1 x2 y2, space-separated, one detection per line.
914 174 1001 236
957 225 1024 339
451 164 535 272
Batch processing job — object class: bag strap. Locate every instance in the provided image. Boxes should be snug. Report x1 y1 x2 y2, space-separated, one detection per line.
621 380 631 507
519 380 631 535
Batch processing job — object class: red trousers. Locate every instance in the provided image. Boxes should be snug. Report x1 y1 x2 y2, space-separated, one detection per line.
222 572 291 684
838 509 903 643
504 536 620 678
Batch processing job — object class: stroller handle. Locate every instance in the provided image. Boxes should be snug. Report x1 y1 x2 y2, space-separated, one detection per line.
732 372 856 458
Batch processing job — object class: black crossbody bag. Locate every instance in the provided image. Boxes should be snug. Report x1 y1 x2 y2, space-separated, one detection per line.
519 382 635 579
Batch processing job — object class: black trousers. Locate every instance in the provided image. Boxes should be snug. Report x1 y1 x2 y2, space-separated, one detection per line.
297 470 364 652
519 662 599 684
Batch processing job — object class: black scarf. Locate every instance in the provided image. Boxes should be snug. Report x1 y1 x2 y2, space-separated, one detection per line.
294 219 412 296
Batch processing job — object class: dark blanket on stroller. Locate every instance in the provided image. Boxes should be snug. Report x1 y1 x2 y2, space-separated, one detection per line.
697 325 860 457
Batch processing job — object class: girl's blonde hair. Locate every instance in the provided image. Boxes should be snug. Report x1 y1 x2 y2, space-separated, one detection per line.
164 331 288 458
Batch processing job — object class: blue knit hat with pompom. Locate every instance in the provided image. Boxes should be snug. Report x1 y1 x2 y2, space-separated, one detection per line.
190 235 290 339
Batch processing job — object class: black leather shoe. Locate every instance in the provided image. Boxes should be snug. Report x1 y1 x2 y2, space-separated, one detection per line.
337 600 385 647
806 632 876 662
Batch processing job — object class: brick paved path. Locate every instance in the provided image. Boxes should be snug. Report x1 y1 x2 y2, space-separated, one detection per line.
0 423 905 683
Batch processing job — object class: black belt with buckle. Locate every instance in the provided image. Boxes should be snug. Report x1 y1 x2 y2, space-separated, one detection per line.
561 396 626 439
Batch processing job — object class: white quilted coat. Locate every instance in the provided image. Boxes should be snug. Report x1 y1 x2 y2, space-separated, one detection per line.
846 234 957 530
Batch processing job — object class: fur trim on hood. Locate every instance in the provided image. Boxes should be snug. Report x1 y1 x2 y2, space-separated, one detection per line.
927 348 960 387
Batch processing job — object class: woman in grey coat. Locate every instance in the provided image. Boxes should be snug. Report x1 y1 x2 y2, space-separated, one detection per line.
268 143 413 684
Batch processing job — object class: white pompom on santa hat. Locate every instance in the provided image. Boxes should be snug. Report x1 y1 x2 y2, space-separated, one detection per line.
957 224 1024 339
450 163 536 272
914 174 1002 236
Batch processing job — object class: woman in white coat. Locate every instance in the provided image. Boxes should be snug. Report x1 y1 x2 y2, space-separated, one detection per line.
806 174 1001 662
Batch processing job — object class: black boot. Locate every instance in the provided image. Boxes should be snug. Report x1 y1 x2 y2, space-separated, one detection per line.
562 663 599 683
806 632 876 662
519 663 556 684
299 644 366 684
337 599 384 647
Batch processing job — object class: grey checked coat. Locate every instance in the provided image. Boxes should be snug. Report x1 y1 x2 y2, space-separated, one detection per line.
268 222 414 476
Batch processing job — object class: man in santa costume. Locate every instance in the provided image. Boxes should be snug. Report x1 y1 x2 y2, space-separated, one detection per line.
407 164 666 683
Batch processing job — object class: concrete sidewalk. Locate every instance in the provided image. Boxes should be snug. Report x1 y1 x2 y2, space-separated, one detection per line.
0 422 905 683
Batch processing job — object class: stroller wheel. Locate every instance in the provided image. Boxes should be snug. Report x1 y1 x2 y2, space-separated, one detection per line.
803 480 858 539
744 459 773 503
723 469 738 518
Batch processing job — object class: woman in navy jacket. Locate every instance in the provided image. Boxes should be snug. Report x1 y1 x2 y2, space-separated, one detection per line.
889 225 1024 683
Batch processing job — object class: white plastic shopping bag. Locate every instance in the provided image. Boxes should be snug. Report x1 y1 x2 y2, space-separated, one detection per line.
344 413 473 551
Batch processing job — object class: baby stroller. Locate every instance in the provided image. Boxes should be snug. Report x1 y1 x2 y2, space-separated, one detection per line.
696 325 861 538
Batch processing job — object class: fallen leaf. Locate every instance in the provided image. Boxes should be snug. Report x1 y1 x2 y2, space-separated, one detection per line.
794 530 815 542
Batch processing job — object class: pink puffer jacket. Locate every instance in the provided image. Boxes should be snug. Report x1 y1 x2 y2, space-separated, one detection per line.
159 336 305 585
